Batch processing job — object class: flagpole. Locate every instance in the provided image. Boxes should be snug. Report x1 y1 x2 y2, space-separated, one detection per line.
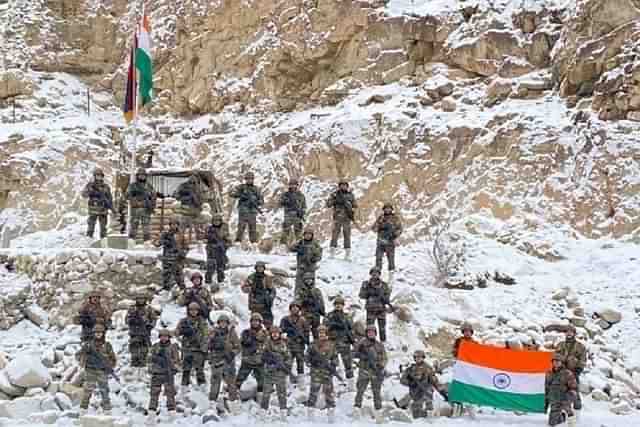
126 4 141 241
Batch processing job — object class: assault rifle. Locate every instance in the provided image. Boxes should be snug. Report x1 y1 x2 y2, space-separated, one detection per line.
240 191 263 214
330 316 355 345
281 317 308 345
263 351 290 374
334 191 354 221
308 346 343 382
241 332 258 354
84 345 120 383
152 349 175 387
284 192 304 222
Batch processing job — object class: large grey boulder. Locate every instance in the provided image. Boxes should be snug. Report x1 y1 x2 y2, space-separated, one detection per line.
5 354 51 389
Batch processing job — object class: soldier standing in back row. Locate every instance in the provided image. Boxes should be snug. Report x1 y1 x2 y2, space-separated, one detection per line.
81 168 114 239
77 324 117 415
400 350 447 419
554 325 586 413
242 261 276 328
353 324 387 423
305 325 338 422
295 272 326 341
75 290 112 343
236 313 268 396
279 178 306 248
326 179 357 260
289 228 322 291
173 175 203 231
280 302 308 383
324 296 355 382
230 172 264 246
372 202 403 284
147 329 181 425
176 303 209 391
126 168 160 242
126 294 158 377
208 314 241 413
545 353 578 427
159 219 186 291
261 326 292 419
205 213 231 286
359 267 392 342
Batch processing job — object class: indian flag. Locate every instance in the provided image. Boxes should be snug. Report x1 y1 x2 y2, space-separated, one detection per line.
449 341 552 413
135 12 152 106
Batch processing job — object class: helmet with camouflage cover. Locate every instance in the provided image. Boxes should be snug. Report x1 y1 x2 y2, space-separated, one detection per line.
135 293 147 304
334 296 345 306
338 178 348 185
211 212 223 222
382 201 394 212
158 328 172 338
302 272 315 282
289 302 301 310
191 271 203 282
188 302 200 311
244 171 255 180
369 267 382 276
270 326 281 335
136 168 147 177
168 217 179 226
94 323 106 333
254 261 267 271
318 325 329 335
94 168 104 177
565 324 577 334
89 290 102 298
461 322 474 333
366 324 377 334
303 227 314 237
217 314 230 324
288 178 299 186
250 312 263 322
413 350 426 358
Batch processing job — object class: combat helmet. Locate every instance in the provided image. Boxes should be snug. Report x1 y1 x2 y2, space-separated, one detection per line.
333 296 345 306
250 312 263 322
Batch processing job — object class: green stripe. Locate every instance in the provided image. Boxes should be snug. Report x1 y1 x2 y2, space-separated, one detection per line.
135 49 153 106
449 381 546 413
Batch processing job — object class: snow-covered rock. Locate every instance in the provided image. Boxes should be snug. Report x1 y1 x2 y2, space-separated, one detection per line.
0 396 45 418
0 370 26 397
610 400 632 415
5 354 52 388
54 392 72 410
27 410 60 424
596 308 622 325
591 389 609 401
0 352 7 370
24 303 48 327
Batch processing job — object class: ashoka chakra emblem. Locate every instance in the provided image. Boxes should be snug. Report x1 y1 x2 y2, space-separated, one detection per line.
493 373 511 390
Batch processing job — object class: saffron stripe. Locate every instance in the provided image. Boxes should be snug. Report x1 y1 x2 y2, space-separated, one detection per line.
458 341 553 373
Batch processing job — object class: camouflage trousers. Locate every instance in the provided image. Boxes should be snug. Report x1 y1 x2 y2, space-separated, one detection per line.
330 219 351 249
573 375 582 410
548 400 573 426
307 376 335 408
182 351 206 386
280 213 303 245
366 311 387 342
335 342 354 378
129 337 150 368
235 213 258 243
129 208 151 241
209 358 238 401
161 256 184 290
261 369 288 410
409 389 433 418
375 243 396 271
289 348 305 375
87 214 108 239
149 374 176 411
80 368 111 410
236 361 264 393
303 314 321 341
205 246 226 284
354 370 383 410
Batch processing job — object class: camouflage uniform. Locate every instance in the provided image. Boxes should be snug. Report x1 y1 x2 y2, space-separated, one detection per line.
173 176 203 230
176 309 209 386
81 170 113 239
359 270 392 342
280 305 308 375
74 293 112 343
450 324 475 415
545 356 578 426
126 169 158 241
295 273 326 340
159 223 186 290
400 354 442 418
290 230 322 290
148 332 181 412
242 264 276 328
205 216 231 284
177 274 213 323
208 319 241 401
125 298 158 367
77 327 117 411
279 183 306 244
372 206 402 272
324 302 355 379
305 327 338 408
236 317 268 393
326 184 357 250
353 330 387 410
261 330 291 410
230 173 263 243
554 331 587 411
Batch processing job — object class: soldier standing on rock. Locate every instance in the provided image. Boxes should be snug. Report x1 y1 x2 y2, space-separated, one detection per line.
554 325 587 414
159 219 186 291
305 324 338 422
289 227 322 291
353 324 387 423
241 261 276 328
177 272 213 323
126 168 161 243
545 353 578 427
279 178 306 249
236 312 268 398
173 175 203 231
81 168 114 239
147 328 181 425
126 294 158 378
77 323 117 415
205 212 231 287
295 271 326 341
176 302 209 392
280 302 308 384
230 171 264 248
75 290 112 343
324 296 355 384
326 179 357 260
372 202 403 284
207 314 241 414
359 267 392 342
399 350 447 419
261 326 292 419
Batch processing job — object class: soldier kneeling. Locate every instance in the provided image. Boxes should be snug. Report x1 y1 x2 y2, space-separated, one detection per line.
400 350 447 419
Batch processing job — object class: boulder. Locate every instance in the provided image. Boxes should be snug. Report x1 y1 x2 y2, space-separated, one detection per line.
24 304 48 327
28 410 60 424
54 392 73 410
440 97 457 112
0 396 45 419
591 389 609 401
595 308 622 324
393 305 413 322
0 71 34 99
5 354 52 388
0 370 26 397
79 415 116 427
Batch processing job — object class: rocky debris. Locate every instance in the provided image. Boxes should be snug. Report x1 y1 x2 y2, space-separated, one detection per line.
485 78 513 107
23 303 48 327
5 354 52 389
0 71 34 100
493 271 516 285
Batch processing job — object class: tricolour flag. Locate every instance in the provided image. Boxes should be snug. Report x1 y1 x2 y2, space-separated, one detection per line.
135 12 153 106
123 40 137 124
449 341 552 413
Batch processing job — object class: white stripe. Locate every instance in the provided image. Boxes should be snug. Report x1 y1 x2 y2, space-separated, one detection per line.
138 29 152 56
453 361 545 395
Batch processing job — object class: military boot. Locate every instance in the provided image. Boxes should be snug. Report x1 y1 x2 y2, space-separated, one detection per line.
327 407 336 423
567 415 577 427
352 407 361 419
387 271 394 284
344 249 351 261
374 409 384 424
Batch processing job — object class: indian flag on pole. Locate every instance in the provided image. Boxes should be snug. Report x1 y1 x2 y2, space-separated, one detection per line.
135 12 152 106
449 341 552 413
